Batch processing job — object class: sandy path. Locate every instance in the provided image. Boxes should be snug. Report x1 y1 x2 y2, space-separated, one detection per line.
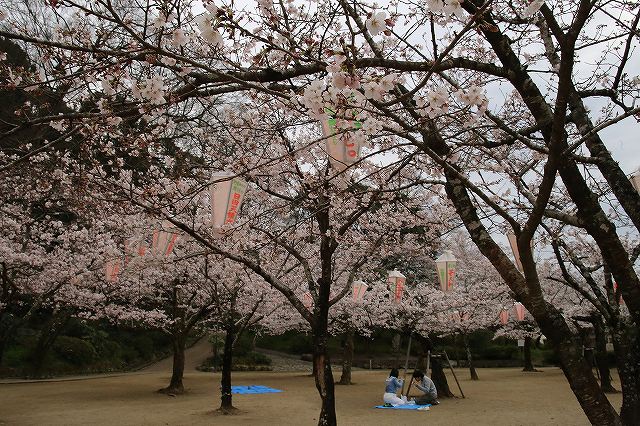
141 338 212 373
0 367 621 425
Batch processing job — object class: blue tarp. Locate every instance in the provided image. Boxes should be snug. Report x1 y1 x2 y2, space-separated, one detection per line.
231 385 283 394
374 403 431 410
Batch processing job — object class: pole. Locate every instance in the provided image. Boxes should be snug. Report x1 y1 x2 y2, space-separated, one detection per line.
444 350 465 398
426 350 431 377
400 333 412 395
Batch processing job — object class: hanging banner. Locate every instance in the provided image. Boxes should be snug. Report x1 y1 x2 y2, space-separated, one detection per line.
124 239 147 266
435 250 456 292
630 171 640 193
613 282 625 305
151 221 179 257
210 171 248 229
514 302 526 321
352 280 368 302
105 260 121 283
507 233 523 272
387 271 405 304
321 109 363 171
499 309 509 325
303 292 314 311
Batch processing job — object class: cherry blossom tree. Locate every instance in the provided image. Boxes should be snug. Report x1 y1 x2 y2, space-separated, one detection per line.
2 1 640 424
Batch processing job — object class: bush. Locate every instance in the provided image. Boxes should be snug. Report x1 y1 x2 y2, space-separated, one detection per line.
53 336 97 366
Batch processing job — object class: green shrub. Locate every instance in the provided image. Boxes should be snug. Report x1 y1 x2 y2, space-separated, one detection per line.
53 336 97 366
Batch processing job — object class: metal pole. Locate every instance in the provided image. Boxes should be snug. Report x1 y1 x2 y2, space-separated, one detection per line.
400 333 412 395
444 350 465 398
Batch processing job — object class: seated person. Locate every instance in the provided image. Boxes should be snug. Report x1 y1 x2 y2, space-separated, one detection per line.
383 368 408 406
411 370 439 405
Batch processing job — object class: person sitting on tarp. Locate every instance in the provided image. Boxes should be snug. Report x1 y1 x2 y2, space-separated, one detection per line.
383 368 408 406
411 370 439 405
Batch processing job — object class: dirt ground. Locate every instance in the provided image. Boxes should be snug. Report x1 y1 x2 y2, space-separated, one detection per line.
0 365 622 426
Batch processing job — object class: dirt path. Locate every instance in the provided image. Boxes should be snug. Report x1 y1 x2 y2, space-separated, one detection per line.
0 367 621 425
141 338 212 373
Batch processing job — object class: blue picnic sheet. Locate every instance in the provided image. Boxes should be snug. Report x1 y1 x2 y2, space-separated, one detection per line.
231 385 283 394
375 403 431 410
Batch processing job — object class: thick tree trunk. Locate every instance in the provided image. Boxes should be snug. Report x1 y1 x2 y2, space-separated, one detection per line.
312 330 337 426
160 333 186 394
612 321 640 426
592 317 616 393
219 325 235 411
462 334 478 380
430 355 454 398
522 336 537 372
337 328 354 385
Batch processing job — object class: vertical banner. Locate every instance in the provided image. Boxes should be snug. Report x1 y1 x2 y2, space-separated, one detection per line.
303 292 314 311
152 221 179 257
514 302 526 321
105 260 121 283
507 233 523 272
387 270 406 304
352 280 368 302
321 110 362 171
499 309 509 325
210 172 247 229
435 250 457 292
629 171 640 193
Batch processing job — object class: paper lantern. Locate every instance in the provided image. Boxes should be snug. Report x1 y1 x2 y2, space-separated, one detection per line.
321 111 363 171
499 309 509 325
387 270 406 304
435 250 456 292
105 260 121 283
210 171 247 229
517 339 525 347
352 280 368 302
630 169 640 193
151 221 179 257
514 302 526 321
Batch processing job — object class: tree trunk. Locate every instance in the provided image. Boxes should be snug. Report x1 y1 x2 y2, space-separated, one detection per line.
522 336 537 372
462 334 479 380
312 329 337 426
611 321 640 426
391 333 401 365
219 325 235 411
29 311 69 379
337 328 354 385
593 317 616 393
160 333 186 394
430 355 454 398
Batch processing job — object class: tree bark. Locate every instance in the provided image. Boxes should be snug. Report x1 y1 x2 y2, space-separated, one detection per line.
29 311 70 379
592 317 616 393
611 320 640 426
391 333 401 365
337 328 354 385
312 329 337 425
462 334 479 380
160 333 186 394
220 324 235 411
430 356 454 398
522 336 537 372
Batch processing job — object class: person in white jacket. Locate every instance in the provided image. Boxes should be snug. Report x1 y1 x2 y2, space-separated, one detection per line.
383 368 409 406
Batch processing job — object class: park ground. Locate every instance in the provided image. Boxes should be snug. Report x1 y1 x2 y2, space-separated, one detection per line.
0 342 623 425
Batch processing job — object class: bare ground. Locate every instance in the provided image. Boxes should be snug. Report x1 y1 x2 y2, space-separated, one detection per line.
0 365 622 425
